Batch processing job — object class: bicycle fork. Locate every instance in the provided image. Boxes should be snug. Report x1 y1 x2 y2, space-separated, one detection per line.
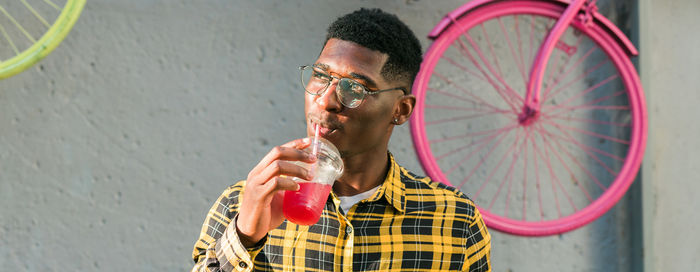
520 0 594 125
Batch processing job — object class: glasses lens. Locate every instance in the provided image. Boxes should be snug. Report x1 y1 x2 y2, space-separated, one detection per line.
337 78 365 108
301 66 330 94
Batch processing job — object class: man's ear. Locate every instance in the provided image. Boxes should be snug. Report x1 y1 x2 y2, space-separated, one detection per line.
393 94 415 125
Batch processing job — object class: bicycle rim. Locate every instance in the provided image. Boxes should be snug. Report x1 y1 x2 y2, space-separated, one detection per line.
0 0 86 79
411 1 646 236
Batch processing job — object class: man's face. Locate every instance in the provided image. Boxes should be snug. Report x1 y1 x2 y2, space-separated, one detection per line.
304 38 404 158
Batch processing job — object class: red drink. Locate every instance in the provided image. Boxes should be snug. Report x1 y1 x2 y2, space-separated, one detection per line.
283 182 333 225
282 137 342 226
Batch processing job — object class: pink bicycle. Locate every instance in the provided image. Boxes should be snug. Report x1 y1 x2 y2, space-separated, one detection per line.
410 0 646 236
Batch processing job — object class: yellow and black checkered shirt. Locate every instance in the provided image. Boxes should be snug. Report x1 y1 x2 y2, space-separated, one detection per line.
192 154 491 271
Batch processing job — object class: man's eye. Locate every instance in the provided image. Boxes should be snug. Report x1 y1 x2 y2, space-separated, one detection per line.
312 71 330 81
350 83 365 94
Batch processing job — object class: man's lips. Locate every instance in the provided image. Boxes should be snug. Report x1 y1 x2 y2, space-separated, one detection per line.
317 125 334 137
309 119 340 137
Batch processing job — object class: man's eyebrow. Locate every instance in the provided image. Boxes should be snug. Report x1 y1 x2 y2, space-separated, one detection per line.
315 63 331 70
315 62 378 87
349 72 377 87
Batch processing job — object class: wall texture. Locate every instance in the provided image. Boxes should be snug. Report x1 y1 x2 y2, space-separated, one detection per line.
638 0 700 271
0 0 693 271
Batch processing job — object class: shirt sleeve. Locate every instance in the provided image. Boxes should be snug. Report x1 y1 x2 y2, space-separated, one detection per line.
463 204 492 272
191 181 266 272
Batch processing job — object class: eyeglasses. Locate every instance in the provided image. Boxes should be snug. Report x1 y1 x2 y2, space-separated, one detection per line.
299 65 407 108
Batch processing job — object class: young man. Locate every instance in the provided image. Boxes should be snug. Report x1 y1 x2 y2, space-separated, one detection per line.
192 8 491 272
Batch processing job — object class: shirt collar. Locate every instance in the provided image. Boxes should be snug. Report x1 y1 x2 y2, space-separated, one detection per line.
366 152 406 214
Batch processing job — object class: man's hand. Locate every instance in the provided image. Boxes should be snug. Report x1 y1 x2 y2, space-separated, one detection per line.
235 138 316 247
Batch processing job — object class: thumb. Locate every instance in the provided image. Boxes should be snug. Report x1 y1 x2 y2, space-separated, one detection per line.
280 137 313 150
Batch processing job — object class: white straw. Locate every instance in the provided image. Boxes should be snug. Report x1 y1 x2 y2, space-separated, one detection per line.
312 124 320 156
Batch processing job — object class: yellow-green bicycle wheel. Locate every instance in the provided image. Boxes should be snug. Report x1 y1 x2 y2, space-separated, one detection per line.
0 0 85 79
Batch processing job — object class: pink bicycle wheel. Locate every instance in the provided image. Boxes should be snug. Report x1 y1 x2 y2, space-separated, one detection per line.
411 1 646 236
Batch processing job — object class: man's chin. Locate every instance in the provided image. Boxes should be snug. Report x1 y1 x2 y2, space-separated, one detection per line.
323 135 347 157
323 134 341 147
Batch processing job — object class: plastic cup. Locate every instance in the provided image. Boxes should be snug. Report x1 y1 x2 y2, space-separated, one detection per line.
283 138 343 225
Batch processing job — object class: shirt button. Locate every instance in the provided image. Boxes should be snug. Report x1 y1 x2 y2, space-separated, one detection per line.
238 261 248 268
345 227 353 235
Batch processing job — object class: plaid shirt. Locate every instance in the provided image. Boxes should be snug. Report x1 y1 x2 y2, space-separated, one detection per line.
192 154 491 271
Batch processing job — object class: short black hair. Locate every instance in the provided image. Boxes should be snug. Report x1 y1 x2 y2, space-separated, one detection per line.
324 8 422 91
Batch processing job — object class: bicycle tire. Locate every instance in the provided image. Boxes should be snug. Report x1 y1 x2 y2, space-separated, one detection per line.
0 0 86 79
411 0 646 236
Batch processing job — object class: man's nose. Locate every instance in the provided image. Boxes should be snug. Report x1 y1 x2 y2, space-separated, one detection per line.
316 81 342 112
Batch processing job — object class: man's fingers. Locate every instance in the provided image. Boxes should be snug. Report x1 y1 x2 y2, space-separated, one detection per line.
270 138 316 164
281 137 312 149
252 139 315 174
266 176 300 192
257 160 312 185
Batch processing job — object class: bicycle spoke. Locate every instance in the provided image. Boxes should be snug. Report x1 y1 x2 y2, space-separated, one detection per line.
540 116 625 161
425 104 493 112
460 33 525 107
455 126 515 189
414 1 646 233
427 87 488 108
539 128 594 205
544 128 624 166
540 125 607 192
545 119 630 145
553 73 619 110
544 56 607 102
447 130 511 188
426 110 510 126
548 90 626 116
510 129 530 220
531 132 563 217
544 49 561 94
543 112 631 127
0 5 37 42
535 19 557 90
452 38 522 113
529 134 544 221
431 123 518 145
536 123 580 212
497 17 528 84
487 126 528 216
479 23 504 79
452 37 510 96
528 15 536 74
539 116 621 176
435 124 517 161
43 0 61 11
549 103 629 113
544 35 584 96
515 15 528 84
441 54 488 83
547 74 619 112
531 18 555 71
491 150 517 215
475 127 523 200
21 0 51 28
521 128 530 221
431 72 509 113
461 36 524 113
0 23 20 55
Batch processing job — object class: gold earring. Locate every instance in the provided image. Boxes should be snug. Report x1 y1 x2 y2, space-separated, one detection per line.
393 118 399 124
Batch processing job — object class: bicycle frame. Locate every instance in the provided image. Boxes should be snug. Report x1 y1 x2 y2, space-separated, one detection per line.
412 0 647 236
428 0 637 126
427 0 637 57
523 0 587 122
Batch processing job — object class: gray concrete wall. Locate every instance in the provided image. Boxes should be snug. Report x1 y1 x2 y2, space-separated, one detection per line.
0 0 694 271
638 0 700 271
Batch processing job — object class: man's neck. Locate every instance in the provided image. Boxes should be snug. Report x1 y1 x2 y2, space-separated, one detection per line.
333 146 390 197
